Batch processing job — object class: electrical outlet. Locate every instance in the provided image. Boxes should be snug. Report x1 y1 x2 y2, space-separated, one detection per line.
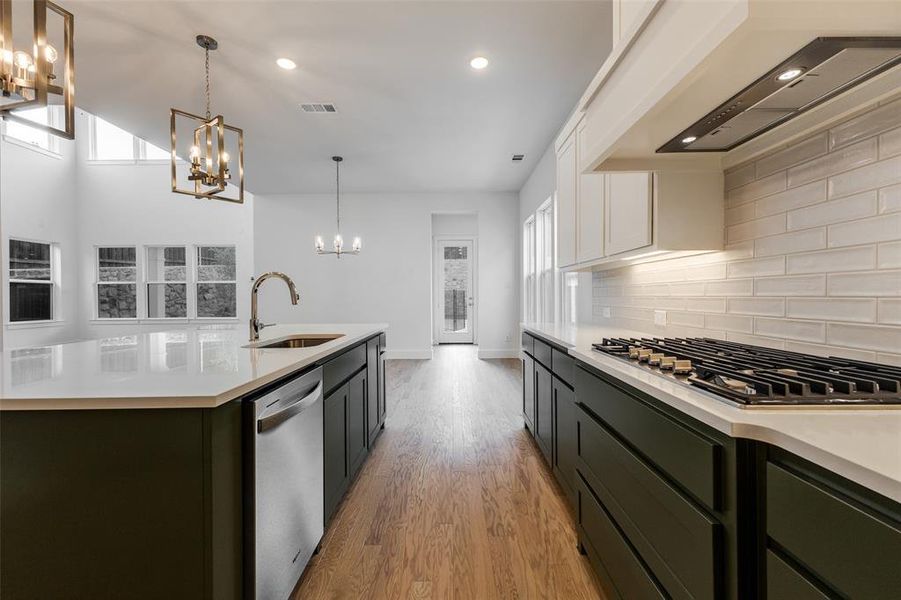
504 334 511 342
654 310 667 326
602 306 611 318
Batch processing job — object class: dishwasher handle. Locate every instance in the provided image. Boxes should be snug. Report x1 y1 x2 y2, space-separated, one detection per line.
257 380 323 433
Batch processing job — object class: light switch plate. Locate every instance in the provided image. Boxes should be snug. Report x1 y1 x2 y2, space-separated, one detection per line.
602 306 611 318
654 310 667 326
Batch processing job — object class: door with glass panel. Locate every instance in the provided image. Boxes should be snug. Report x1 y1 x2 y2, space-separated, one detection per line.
435 239 475 344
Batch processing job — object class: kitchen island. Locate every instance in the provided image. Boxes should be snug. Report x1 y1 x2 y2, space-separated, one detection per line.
521 322 901 600
0 323 388 600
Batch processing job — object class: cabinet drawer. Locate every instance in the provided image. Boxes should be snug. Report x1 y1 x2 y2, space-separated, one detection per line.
577 474 666 600
533 337 552 369
766 462 901 599
766 551 829 600
577 405 720 600
575 365 721 509
323 344 366 395
552 348 574 386
521 331 534 355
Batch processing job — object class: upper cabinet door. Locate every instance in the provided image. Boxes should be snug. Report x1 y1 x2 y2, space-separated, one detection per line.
577 119 605 264
556 132 578 268
605 172 653 256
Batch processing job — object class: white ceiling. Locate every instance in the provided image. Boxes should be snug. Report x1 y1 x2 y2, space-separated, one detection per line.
71 0 612 194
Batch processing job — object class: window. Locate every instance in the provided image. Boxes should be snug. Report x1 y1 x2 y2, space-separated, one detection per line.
8 239 56 322
523 216 536 322
88 115 168 162
536 199 556 323
146 246 187 318
196 246 237 318
3 107 61 154
562 272 579 326
96 247 138 319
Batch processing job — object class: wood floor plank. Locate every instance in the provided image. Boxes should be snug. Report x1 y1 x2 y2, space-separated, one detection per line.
294 346 605 600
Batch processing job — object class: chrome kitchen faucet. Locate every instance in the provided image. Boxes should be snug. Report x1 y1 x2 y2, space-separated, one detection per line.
249 272 300 341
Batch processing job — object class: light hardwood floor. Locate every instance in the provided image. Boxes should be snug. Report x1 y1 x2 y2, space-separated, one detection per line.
294 345 605 600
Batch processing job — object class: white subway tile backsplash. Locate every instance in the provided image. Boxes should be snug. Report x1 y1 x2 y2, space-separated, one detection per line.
827 156 901 199
879 126 901 159
755 181 827 218
829 97 901 150
878 241 901 269
786 298 876 323
828 213 901 248
754 228 827 257
705 313 753 333
727 214 786 243
827 271 901 297
590 98 901 359
878 299 901 325
788 138 877 189
727 257 785 278
726 171 786 208
724 163 756 191
755 275 826 297
785 246 876 275
755 318 826 343
727 297 785 316
756 133 827 178
879 184 901 214
706 279 754 296
826 323 901 353
787 191 877 230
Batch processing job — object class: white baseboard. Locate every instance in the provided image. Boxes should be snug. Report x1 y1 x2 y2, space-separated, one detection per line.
384 348 433 360
477 348 520 359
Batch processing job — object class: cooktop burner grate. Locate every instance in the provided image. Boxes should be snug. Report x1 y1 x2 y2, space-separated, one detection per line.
592 337 901 406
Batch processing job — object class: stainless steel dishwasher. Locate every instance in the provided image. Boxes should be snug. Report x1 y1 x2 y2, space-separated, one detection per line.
245 366 324 600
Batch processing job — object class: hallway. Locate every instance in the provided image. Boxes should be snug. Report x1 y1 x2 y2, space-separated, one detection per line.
294 345 604 599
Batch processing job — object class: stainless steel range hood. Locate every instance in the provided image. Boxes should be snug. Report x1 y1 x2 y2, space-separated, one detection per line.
657 38 901 153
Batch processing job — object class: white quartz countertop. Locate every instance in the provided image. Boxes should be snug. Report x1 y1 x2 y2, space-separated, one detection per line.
522 322 901 503
0 324 387 411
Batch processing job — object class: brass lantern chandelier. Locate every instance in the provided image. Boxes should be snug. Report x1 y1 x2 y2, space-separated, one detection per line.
170 35 244 203
315 156 361 258
0 0 75 139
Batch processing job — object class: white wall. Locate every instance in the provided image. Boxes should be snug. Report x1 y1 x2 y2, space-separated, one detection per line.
0 110 254 349
0 130 80 348
431 213 477 237
253 192 519 358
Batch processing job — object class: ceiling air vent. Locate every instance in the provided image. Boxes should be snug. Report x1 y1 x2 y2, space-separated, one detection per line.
512 154 525 161
658 37 901 153
300 103 337 113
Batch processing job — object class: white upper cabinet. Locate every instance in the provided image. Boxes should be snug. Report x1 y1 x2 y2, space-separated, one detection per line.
576 121 605 264
604 172 651 256
556 131 578 268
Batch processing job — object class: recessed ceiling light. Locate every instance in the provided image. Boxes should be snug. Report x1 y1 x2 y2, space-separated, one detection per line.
682 136 697 144
470 56 489 70
776 67 803 82
276 57 297 70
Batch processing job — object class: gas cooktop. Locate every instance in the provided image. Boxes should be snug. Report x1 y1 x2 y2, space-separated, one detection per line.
592 337 901 406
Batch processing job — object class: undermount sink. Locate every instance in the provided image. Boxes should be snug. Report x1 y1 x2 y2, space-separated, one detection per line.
254 334 344 348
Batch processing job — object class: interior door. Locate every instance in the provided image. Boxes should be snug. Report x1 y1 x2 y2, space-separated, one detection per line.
435 239 475 344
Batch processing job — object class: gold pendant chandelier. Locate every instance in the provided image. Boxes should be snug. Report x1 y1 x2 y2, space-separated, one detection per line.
0 0 75 139
315 156 361 258
170 35 244 203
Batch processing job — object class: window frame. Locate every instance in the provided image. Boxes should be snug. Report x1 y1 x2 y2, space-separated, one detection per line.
94 245 140 321
144 245 189 321
87 114 169 164
1 107 62 157
194 245 238 320
7 237 61 325
522 215 536 323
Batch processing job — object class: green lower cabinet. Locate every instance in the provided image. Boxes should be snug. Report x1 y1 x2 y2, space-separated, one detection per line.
552 378 577 508
765 456 901 599
324 383 349 524
765 551 830 600
347 368 369 480
523 353 536 432
535 361 554 464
